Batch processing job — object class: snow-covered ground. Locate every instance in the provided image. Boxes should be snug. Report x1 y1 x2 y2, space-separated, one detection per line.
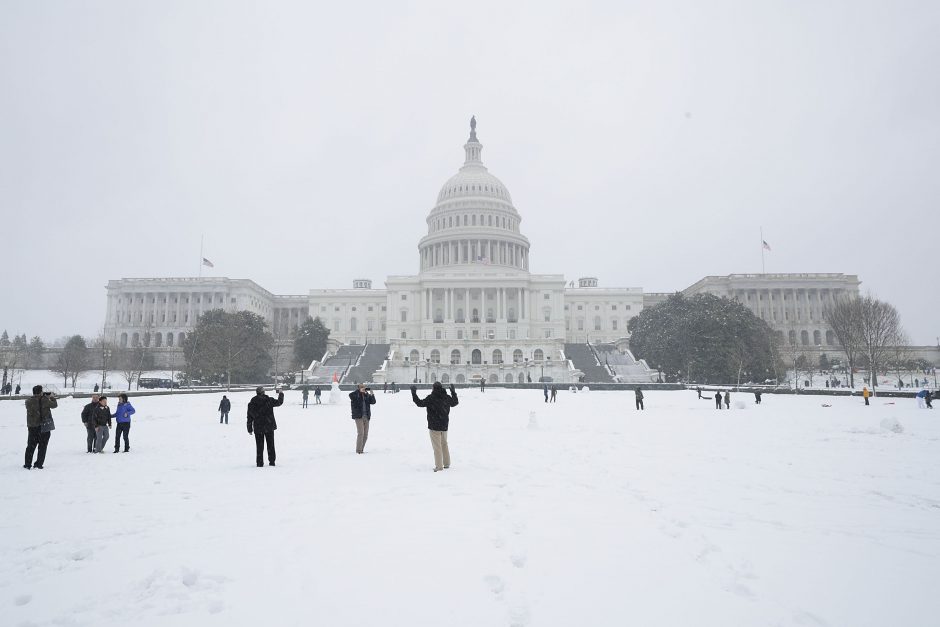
1 389 938 626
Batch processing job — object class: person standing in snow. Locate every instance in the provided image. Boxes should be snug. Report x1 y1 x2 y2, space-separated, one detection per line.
543 382 549 403
112 393 135 453
635 387 644 410
349 383 376 454
550 385 557 402
925 390 933 409
314 386 321 404
480 378 485 393
93 396 112 454
411 382 459 472
302 388 309 408
24 385 56 469
714 390 722 410
754 391 762 404
723 390 731 409
862 386 870 406
15 383 21 395
696 386 702 399
218 395 231 424
247 386 284 467
82 393 100 452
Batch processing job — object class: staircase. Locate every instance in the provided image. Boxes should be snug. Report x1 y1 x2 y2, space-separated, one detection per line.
563 343 616 383
307 345 365 383
593 344 658 383
343 344 390 384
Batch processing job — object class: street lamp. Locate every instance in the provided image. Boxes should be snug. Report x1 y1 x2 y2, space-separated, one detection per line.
101 348 112 391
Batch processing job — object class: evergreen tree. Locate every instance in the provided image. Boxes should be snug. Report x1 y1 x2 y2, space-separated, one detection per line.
182 309 274 387
293 316 331 368
628 293 780 384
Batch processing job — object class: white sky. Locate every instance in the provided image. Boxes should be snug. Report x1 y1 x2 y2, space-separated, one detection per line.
1 0 938 343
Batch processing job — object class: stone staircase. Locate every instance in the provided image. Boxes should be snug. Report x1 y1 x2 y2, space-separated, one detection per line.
563 343 616 383
343 344 390 384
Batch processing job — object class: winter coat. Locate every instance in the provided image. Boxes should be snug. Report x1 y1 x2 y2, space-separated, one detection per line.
635 389 644 400
81 400 98 425
93 404 112 427
25 394 57 428
862 388 870 398
219 398 231 412
247 392 284 433
349 390 376 419
113 401 136 423
411 385 459 431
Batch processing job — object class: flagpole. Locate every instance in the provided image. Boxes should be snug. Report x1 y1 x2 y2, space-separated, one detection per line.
199 234 203 278
760 227 765 275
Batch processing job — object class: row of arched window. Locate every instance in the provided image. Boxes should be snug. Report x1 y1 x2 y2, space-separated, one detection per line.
406 348 547 365
119 331 185 348
781 329 835 346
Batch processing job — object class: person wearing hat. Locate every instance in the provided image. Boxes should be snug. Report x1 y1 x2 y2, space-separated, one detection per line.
411 381 459 472
349 383 376 454
24 385 57 469
247 386 284 467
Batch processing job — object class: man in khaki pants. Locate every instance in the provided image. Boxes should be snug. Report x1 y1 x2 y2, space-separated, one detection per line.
349 384 376 453
411 382 459 472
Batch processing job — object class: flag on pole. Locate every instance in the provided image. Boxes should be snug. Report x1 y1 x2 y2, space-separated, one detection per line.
762 240 772 252
202 257 215 268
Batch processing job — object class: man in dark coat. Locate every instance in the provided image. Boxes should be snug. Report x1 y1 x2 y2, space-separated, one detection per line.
349 383 376 454
714 391 722 410
411 382 459 472
635 387 644 410
218 395 231 424
81 394 100 452
724 390 731 409
15 384 21 395
247 387 284 467
25 385 57 469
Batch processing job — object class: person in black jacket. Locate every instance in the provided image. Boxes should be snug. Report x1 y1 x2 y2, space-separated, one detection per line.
411 382 459 472
349 383 376 454
24 385 57 469
218 395 231 424
247 387 284 467
81 394 100 452
93 396 112 454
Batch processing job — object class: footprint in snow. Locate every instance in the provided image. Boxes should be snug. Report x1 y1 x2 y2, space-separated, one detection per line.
484 575 504 598
13 594 32 606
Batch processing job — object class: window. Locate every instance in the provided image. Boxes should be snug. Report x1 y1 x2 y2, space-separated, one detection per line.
349 318 357 331
577 305 583 311
401 294 407 300
471 349 482 364
400 311 408 322
534 349 544 361
611 319 618 331
492 349 503 364
409 349 420 362
456 329 464 340
611 305 617 310
451 349 461 365
543 307 551 322
401 331 407 339
368 306 373 311
430 349 441 363
544 329 552 338
513 349 523 363
577 319 584 331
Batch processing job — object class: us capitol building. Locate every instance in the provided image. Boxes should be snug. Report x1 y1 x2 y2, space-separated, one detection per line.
102 119 861 384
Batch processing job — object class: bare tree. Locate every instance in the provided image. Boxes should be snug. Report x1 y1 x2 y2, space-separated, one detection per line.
856 296 901 396
52 335 90 389
887 329 912 389
823 298 864 388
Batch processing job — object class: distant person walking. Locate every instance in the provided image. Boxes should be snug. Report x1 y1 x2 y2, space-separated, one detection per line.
754 391 762 405
411 382 459 472
314 386 322 404
93 396 112 454
82 394 100 452
696 386 702 399
349 383 376 454
635 387 644 410
714 391 722 410
112 393 135 453
302 388 309 408
723 390 731 409
24 385 57 469
550 385 557 402
862 386 870 406
480 378 485 393
543 383 549 403
15 383 21 395
247 386 284 467
218 395 231 424
93 383 99 394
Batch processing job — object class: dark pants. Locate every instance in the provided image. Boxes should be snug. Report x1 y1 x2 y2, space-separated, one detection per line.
25 427 51 468
302 398 308 408
255 430 275 465
315 396 321 404
85 424 96 452
715 397 722 409
550 393 556 402
220 411 229 424
636 398 644 410
114 422 130 451
864 397 869 405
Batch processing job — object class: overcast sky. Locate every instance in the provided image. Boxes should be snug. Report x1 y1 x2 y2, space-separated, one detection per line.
1 0 937 344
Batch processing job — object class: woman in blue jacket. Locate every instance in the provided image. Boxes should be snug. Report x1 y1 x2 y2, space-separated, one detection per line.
112 393 136 453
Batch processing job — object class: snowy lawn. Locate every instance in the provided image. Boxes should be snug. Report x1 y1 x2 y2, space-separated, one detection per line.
1 389 938 627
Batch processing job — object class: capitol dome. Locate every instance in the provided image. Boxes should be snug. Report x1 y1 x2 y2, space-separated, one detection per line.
418 117 530 274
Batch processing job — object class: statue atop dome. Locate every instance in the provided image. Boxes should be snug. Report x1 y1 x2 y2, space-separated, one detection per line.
469 115 477 141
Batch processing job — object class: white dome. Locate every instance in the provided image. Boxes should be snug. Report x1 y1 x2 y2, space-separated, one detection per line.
437 167 513 204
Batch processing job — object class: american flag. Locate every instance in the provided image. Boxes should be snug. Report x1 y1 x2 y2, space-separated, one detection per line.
202 257 215 268
762 240 772 252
